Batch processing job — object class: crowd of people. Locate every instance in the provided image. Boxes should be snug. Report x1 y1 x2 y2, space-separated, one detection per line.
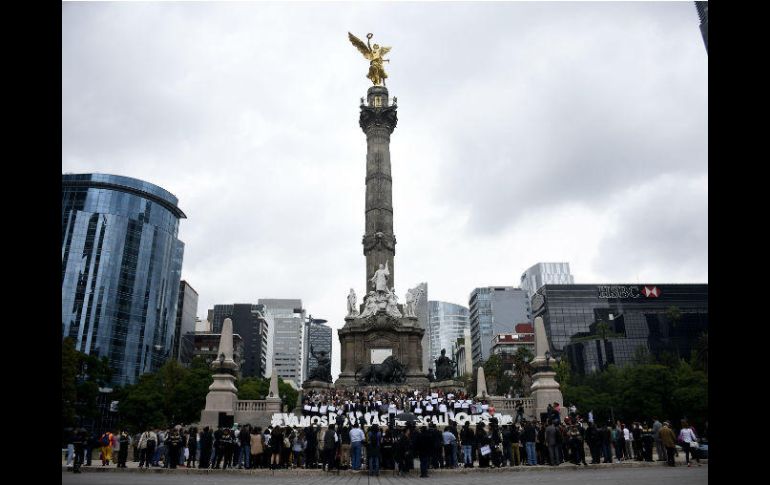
65 399 705 475
298 388 509 418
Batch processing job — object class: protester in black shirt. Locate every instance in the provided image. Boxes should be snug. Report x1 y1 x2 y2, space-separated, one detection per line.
460 421 475 468
117 431 130 468
416 426 433 477
476 423 491 468
166 430 183 469
199 427 212 469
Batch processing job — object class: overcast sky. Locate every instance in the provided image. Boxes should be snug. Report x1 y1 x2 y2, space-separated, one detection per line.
62 1 708 378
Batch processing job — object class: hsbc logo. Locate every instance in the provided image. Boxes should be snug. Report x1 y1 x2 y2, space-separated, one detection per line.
642 286 661 298
598 285 663 299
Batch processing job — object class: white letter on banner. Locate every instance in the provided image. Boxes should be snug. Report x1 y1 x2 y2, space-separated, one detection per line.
454 412 468 425
271 414 282 426
299 416 311 427
310 416 321 425
320 416 328 427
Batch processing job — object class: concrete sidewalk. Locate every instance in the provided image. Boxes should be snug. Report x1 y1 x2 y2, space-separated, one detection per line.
62 458 707 475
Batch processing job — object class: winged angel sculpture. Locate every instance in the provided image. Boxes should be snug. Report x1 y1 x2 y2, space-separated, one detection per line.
348 32 392 86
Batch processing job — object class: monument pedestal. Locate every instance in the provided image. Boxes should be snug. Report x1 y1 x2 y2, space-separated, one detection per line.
529 361 564 420
337 312 427 388
430 379 465 393
302 380 333 393
200 373 238 429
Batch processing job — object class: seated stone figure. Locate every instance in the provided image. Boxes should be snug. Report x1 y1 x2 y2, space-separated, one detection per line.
434 349 455 381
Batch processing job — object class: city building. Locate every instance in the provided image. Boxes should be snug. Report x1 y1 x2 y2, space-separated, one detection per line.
304 318 332 380
259 299 306 387
194 317 210 333
531 284 709 375
454 329 473 377
427 300 470 369
695 1 708 53
181 332 244 375
490 323 535 373
520 262 575 300
209 304 270 378
173 280 198 361
469 287 531 367
62 173 186 386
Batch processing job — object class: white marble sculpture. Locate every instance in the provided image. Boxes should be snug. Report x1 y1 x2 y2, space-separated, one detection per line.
359 291 379 318
404 286 424 318
347 288 359 316
385 287 402 318
371 261 390 292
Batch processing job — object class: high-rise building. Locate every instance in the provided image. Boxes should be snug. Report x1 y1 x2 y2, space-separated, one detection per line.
62 173 186 386
427 301 470 370
173 280 198 361
181 331 244 375
454 329 473 377
469 287 531 367
520 262 574 299
490 323 535 374
532 284 708 375
304 319 332 380
209 304 270 378
259 299 306 387
695 1 708 53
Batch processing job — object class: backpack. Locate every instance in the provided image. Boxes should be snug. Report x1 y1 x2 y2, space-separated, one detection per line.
100 433 111 446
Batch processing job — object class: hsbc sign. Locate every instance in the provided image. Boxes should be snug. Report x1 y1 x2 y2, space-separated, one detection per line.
642 286 661 298
598 285 662 299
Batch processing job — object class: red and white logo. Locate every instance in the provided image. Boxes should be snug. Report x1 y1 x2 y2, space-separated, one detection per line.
642 286 661 298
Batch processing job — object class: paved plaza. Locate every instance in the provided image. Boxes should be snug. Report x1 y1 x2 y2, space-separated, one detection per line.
62 465 708 485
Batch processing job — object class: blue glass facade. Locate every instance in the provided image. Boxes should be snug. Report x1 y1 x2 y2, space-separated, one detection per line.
62 173 186 386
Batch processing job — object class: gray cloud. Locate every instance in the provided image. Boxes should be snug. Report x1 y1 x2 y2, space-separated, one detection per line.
62 2 708 378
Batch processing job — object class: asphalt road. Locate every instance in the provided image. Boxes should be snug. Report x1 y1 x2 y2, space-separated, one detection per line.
62 466 707 485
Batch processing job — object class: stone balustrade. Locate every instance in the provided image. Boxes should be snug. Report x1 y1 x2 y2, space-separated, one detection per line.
235 400 269 412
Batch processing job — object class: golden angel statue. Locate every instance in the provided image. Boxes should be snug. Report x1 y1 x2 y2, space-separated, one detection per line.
348 32 392 86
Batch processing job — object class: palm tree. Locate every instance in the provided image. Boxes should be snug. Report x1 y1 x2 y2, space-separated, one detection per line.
595 321 611 340
665 306 682 329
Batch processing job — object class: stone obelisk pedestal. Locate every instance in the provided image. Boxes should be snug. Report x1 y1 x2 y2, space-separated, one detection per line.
529 316 564 420
475 366 489 399
200 318 240 429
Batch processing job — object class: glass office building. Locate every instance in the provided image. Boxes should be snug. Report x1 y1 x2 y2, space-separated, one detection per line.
469 287 531 366
427 301 470 367
532 284 708 375
62 173 186 386
210 304 270 378
520 262 574 299
304 321 332 380
259 299 306 387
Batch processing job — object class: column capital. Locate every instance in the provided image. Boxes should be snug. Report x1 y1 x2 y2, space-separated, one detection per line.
360 105 398 133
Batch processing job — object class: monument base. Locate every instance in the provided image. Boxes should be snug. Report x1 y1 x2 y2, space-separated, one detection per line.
199 373 239 429
430 379 466 393
302 380 334 393
530 367 564 420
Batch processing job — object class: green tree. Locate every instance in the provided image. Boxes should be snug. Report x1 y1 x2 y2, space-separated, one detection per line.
483 354 503 394
62 338 79 428
595 321 611 340
693 331 708 373
632 345 653 365
665 306 682 328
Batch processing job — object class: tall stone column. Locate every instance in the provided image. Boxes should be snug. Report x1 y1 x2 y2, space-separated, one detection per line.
360 86 398 292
